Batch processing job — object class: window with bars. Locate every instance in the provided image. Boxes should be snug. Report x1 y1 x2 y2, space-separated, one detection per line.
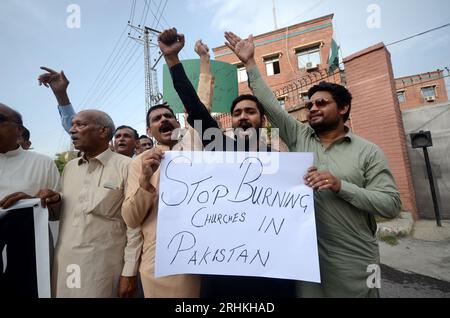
299 92 309 102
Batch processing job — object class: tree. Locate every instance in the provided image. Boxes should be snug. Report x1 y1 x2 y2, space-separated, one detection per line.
54 152 78 173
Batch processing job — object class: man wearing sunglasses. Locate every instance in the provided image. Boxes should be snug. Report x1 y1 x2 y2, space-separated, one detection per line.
225 32 401 298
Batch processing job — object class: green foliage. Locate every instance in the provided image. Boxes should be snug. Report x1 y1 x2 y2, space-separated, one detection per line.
54 153 69 174
379 235 399 246
375 215 391 223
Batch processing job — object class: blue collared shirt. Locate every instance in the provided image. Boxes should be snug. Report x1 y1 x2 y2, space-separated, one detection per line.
58 104 76 133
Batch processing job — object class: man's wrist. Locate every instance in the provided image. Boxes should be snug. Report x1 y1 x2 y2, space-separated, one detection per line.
55 92 70 106
139 177 153 192
244 58 257 69
47 194 62 205
199 54 210 61
165 55 181 68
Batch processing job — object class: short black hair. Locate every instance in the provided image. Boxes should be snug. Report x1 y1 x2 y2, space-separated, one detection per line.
21 126 30 141
308 82 352 122
115 125 139 140
230 94 265 117
146 104 176 128
139 135 154 147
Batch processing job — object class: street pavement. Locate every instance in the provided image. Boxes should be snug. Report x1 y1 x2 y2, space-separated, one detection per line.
379 220 450 298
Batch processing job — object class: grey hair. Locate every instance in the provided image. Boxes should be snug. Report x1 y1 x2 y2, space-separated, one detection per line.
94 112 115 141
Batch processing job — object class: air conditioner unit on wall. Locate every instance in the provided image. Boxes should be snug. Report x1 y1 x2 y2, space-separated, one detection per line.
426 96 436 102
305 62 318 70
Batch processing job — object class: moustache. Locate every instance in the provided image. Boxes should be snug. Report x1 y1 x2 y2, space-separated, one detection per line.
160 121 175 133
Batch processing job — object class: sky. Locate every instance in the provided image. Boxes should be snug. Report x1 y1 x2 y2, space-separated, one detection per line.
1 0 449 157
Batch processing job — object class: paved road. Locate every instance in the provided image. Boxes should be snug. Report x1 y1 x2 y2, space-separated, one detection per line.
380 264 450 298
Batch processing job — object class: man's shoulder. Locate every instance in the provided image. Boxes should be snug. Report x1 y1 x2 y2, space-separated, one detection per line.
349 133 381 153
110 151 133 161
24 151 55 165
108 151 133 167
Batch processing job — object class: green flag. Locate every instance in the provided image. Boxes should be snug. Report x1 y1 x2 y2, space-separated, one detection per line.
163 59 238 113
327 38 340 74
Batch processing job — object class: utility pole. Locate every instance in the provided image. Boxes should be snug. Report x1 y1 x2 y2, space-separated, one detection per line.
128 24 164 113
272 0 278 30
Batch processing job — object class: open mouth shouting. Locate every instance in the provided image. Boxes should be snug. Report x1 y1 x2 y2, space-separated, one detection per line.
116 141 128 149
159 121 175 138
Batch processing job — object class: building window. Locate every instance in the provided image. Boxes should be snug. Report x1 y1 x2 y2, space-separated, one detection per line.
397 91 406 103
299 92 309 102
296 46 321 69
264 56 281 76
421 86 436 101
237 65 248 83
278 97 286 109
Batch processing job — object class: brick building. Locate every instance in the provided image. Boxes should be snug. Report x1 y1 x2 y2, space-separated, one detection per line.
210 14 442 219
395 70 449 110
342 43 418 218
213 14 340 126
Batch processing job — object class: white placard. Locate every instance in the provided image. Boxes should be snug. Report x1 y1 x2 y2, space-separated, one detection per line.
155 151 320 283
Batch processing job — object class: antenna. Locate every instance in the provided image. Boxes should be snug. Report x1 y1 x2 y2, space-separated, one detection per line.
272 0 278 30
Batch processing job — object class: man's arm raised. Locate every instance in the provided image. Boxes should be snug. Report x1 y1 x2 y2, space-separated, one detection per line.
224 32 302 150
38 66 75 133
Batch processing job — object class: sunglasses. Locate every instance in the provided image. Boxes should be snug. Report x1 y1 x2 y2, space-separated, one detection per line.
305 98 332 110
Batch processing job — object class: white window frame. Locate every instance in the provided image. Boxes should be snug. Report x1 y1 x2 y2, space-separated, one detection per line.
237 65 248 83
264 56 281 77
296 46 321 69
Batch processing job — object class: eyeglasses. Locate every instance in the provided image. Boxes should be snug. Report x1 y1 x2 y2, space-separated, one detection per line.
304 98 332 110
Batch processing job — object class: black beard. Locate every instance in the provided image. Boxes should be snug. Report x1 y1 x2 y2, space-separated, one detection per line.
310 116 341 134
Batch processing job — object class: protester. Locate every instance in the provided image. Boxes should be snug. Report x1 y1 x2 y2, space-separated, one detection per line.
136 135 154 155
36 110 142 298
158 28 295 297
0 103 59 208
114 125 139 157
224 31 401 297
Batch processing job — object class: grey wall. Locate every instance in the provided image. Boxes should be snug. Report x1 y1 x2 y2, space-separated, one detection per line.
402 103 450 220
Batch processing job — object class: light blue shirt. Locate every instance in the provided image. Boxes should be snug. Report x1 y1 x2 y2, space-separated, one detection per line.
58 104 76 133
